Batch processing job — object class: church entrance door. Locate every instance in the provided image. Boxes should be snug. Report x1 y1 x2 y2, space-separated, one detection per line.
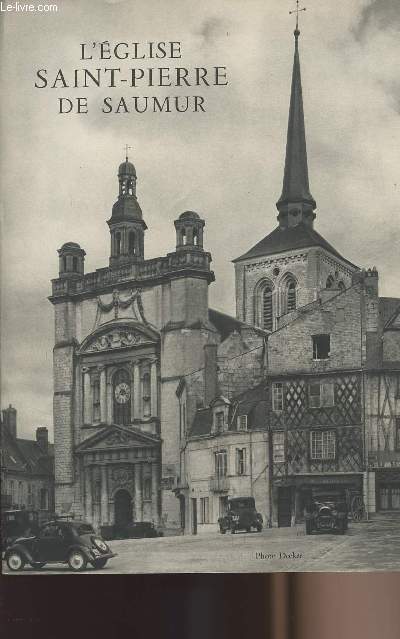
114 489 133 530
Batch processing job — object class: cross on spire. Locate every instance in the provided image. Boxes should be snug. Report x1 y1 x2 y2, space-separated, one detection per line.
289 0 306 33
124 144 132 162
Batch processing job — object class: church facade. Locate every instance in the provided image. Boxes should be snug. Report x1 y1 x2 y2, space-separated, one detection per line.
49 158 221 533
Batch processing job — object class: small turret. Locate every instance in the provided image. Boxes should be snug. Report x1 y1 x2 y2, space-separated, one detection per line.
58 242 85 278
108 156 147 266
174 211 205 251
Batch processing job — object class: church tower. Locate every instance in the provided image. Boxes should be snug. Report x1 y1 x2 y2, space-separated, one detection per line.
108 154 147 267
233 25 357 331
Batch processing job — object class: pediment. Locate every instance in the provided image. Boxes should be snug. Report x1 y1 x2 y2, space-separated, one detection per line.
79 319 160 355
75 425 160 453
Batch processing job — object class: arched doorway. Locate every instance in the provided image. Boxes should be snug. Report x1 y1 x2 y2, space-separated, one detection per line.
114 489 133 528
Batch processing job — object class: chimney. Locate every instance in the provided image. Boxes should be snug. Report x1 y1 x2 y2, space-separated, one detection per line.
2 404 17 438
204 343 218 407
36 427 49 454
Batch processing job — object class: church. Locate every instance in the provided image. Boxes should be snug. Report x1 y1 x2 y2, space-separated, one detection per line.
50 24 400 533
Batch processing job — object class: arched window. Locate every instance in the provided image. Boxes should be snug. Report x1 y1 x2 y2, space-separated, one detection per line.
116 232 121 256
338 281 345 292
92 378 100 423
63 256 67 271
262 287 273 331
72 256 78 272
193 229 198 246
113 369 131 425
142 371 151 418
182 229 187 245
287 281 297 312
128 231 136 255
326 275 335 289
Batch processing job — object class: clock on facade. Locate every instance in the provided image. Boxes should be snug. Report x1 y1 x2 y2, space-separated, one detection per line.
114 382 131 404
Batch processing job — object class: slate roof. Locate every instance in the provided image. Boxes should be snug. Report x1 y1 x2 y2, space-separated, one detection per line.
1 425 54 477
208 308 267 341
233 223 357 267
380 297 400 330
189 383 268 438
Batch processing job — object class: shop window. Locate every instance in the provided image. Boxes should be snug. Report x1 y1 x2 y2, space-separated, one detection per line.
40 488 49 510
236 448 247 475
237 415 247 431
312 334 330 360
215 450 227 477
310 430 336 460
199 497 209 524
273 431 285 463
309 381 334 408
272 382 284 412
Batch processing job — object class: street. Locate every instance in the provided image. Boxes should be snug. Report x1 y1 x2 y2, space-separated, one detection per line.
3 516 400 574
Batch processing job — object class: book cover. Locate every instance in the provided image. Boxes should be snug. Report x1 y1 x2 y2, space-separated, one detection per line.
1 0 400 575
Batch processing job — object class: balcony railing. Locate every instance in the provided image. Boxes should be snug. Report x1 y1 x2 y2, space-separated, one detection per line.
51 250 212 298
209 475 229 493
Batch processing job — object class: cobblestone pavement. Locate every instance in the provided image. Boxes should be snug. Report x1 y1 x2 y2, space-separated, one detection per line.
3 516 400 574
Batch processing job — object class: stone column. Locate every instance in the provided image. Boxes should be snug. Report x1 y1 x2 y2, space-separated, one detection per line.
150 361 158 417
134 463 142 521
107 380 113 424
100 368 107 423
133 363 141 419
83 371 92 425
101 465 108 525
151 461 159 524
85 466 93 522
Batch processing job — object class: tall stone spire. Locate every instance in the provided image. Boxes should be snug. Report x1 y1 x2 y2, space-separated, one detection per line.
276 27 316 229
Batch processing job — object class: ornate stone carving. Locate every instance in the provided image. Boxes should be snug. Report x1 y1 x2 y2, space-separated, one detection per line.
105 431 131 445
93 288 148 328
111 467 132 485
87 329 142 352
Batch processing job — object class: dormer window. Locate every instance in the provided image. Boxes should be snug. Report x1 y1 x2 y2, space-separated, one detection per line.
216 411 224 431
237 415 247 431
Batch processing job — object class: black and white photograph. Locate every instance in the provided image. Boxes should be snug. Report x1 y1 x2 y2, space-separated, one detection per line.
1 0 400 574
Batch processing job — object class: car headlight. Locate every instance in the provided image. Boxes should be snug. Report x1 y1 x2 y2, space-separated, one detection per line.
93 538 108 552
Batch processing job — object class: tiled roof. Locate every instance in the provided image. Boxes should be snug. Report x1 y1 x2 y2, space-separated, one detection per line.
233 223 357 268
208 308 267 341
1 425 54 477
380 297 400 330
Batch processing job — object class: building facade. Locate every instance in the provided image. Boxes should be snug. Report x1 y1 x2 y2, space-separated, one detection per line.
1 405 54 517
49 156 222 532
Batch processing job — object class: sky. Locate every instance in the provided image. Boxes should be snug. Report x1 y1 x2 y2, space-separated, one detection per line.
1 0 399 439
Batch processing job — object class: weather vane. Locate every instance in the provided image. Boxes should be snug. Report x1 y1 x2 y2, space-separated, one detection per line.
124 144 132 162
289 0 306 31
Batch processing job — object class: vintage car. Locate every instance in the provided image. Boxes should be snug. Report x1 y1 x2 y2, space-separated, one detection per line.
1 509 40 552
304 491 348 535
101 521 163 540
218 497 263 534
5 519 116 572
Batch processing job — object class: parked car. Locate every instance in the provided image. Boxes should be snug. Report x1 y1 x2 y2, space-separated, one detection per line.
304 491 348 535
5 519 116 572
218 497 263 534
101 521 163 540
1 509 40 552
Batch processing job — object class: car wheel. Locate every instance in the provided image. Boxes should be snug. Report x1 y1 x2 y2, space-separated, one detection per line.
68 550 87 572
93 558 108 569
7 551 25 571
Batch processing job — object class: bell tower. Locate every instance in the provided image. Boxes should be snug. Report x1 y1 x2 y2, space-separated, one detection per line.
108 153 147 267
